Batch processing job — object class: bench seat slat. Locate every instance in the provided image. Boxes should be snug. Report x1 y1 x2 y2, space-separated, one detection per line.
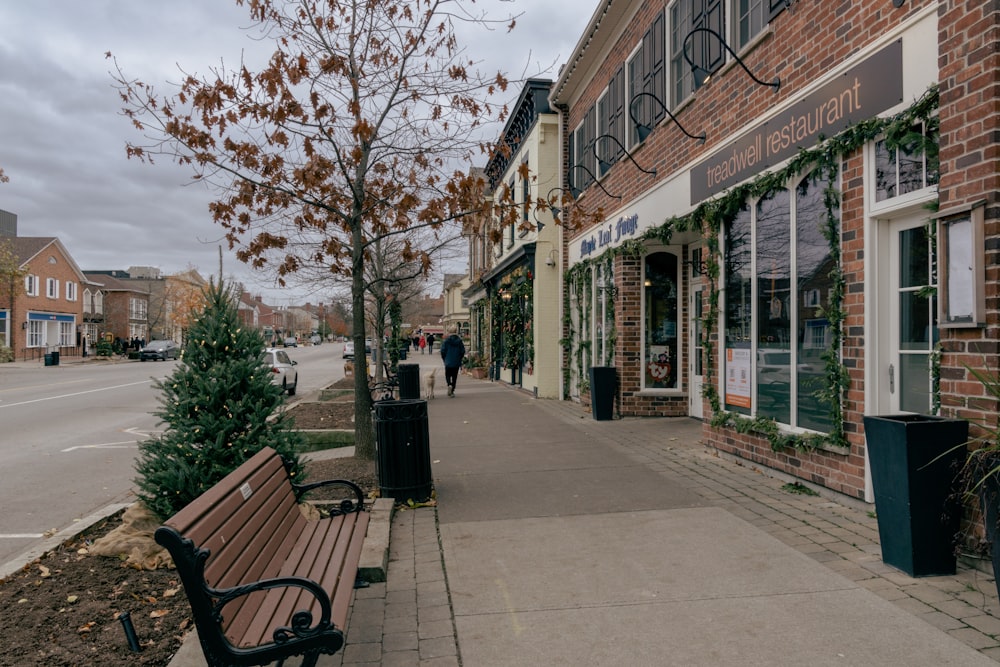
230 511 369 648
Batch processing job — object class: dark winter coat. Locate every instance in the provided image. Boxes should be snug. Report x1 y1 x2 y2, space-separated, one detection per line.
439 334 466 368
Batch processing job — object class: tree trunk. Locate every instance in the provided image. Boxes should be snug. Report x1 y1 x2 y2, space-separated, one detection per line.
351 225 376 460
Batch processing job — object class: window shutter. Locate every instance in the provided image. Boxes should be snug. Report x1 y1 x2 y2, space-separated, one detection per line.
768 0 787 22
704 0 725 74
608 66 625 160
650 10 666 122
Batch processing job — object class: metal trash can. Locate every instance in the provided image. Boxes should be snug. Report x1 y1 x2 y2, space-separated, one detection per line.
44 353 55 366
374 399 432 502
397 363 420 399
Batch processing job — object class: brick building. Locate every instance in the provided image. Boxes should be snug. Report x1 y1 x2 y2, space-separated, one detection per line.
3 237 87 360
548 0 997 503
83 271 150 348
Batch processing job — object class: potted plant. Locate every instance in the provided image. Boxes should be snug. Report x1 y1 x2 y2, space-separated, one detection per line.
957 365 1000 597
462 352 488 379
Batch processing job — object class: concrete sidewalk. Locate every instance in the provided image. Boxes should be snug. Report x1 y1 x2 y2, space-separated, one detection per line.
174 362 1000 665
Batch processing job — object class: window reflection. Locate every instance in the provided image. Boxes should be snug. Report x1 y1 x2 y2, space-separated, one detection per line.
874 123 939 203
721 170 840 432
756 188 791 424
724 206 752 414
796 173 835 432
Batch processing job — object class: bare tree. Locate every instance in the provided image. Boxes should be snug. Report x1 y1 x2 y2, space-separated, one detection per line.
112 0 537 459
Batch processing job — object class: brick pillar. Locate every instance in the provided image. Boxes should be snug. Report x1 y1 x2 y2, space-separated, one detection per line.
936 2 1000 428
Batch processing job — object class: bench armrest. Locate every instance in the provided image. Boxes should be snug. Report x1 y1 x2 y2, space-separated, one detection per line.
292 478 366 514
214 574 336 643
156 527 347 663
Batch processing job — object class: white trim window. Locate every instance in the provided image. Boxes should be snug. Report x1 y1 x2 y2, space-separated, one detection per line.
46 278 59 299
722 168 838 433
129 297 148 321
871 121 939 212
27 320 44 347
25 274 39 296
59 321 74 347
65 281 78 301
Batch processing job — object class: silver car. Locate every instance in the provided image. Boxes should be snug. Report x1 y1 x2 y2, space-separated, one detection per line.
261 348 299 396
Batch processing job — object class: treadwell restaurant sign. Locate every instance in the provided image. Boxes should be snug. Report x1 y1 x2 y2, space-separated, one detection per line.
690 40 903 203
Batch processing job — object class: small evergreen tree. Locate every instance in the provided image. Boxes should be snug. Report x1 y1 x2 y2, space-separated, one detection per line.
134 281 304 520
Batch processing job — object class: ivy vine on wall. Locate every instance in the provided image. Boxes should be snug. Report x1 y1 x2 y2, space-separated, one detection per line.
560 85 939 453
492 266 533 371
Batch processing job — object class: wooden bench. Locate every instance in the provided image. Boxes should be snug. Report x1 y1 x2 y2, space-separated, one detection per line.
155 447 370 667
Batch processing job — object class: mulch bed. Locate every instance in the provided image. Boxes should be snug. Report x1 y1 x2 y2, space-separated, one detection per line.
0 452 376 666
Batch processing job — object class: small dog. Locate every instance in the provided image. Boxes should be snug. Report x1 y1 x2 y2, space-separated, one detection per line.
343 360 354 377
423 368 437 399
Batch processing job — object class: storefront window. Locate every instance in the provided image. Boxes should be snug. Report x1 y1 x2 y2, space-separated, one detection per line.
756 188 791 424
724 206 752 413
594 261 616 367
795 175 835 432
644 252 679 389
723 170 838 431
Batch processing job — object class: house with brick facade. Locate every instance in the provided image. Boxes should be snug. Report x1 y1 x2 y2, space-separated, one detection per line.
2 237 87 361
82 272 150 349
547 0 997 505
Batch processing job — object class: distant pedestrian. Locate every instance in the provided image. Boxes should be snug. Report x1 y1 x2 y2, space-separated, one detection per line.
439 326 465 397
426 333 435 353
419 334 427 354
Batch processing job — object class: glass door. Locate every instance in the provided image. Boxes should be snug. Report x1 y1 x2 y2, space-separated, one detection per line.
882 218 937 414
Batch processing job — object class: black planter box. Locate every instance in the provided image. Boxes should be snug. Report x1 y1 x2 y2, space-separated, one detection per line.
863 414 968 577
589 366 617 421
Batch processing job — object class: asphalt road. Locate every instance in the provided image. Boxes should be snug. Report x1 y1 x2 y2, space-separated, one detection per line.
0 341 347 565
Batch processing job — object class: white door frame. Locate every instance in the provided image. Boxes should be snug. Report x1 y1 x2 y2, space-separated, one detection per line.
688 244 705 418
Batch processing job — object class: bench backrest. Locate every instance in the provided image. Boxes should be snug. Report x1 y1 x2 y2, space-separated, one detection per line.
159 448 306 626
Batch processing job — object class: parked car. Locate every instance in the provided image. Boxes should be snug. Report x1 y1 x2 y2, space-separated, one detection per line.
310 334 322 345
283 336 298 347
139 340 179 361
261 348 298 396
343 341 355 359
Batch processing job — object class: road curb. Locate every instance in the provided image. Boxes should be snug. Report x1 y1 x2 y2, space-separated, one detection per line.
0 502 132 583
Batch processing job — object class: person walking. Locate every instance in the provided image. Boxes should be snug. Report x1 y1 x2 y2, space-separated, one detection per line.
419 333 427 354
439 326 465 397
426 332 435 353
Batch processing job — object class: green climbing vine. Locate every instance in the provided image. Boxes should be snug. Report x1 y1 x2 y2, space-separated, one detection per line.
492 266 534 370
559 84 939 453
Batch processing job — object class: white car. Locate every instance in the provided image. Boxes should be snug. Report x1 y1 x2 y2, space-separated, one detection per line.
261 348 299 396
343 341 355 358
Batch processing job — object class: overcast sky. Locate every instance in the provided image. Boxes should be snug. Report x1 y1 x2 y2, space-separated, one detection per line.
0 1 593 305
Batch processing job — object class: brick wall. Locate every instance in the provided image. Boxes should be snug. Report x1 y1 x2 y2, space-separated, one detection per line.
936 1 1000 435
14 243 85 357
